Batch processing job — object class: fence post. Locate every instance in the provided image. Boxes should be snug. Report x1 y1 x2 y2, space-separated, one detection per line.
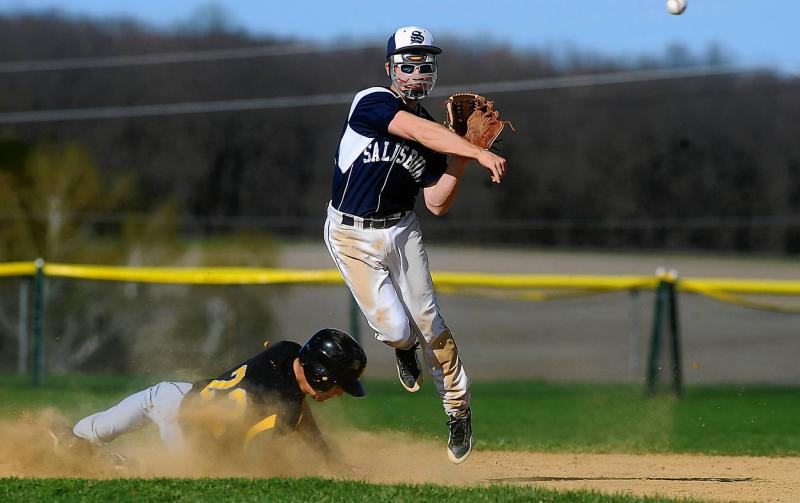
627 289 641 382
349 295 362 345
17 277 30 374
31 258 46 387
645 276 666 395
646 268 684 397
666 273 684 397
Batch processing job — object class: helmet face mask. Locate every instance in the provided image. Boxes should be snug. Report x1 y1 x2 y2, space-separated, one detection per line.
388 52 438 101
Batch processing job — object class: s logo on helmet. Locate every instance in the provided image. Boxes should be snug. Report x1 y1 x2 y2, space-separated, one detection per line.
410 31 424 44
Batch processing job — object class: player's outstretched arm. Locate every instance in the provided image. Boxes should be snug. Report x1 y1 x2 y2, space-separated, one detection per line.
388 110 507 183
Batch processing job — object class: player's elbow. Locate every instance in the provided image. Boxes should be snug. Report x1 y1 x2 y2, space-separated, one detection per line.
423 188 454 216
425 201 450 216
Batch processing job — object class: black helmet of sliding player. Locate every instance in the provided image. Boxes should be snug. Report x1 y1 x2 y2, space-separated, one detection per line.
386 26 442 100
299 328 367 397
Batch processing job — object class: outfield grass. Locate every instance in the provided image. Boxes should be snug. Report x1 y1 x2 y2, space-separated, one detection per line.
2 374 799 456
326 380 800 456
0 477 705 503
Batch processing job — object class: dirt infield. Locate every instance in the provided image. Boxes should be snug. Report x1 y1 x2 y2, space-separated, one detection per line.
1 413 797 502
336 432 799 503
395 450 799 502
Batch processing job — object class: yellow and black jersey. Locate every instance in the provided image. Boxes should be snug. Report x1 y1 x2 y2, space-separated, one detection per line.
181 341 309 451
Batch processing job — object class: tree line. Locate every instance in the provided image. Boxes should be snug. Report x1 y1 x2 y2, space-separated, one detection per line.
1 12 798 255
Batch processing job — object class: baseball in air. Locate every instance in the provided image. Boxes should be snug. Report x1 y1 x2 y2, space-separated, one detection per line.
666 0 687 15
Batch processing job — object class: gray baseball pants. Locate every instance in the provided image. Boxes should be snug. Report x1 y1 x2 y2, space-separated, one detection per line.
72 381 193 452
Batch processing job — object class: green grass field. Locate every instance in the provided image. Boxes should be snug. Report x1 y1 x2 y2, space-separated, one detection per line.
2 374 798 502
327 380 800 456
0 477 709 503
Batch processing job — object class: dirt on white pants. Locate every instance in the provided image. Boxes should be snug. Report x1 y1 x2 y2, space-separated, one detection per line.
324 204 470 417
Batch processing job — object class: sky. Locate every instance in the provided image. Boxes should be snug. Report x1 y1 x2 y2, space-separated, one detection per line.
1 0 798 72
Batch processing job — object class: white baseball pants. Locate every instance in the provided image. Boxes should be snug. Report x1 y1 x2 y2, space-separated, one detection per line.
73 381 193 452
324 204 470 416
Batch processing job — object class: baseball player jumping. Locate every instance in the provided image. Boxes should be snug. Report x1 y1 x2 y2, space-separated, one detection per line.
50 329 367 467
324 26 508 464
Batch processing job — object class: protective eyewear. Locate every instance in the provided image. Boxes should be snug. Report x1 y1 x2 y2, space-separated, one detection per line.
398 63 436 74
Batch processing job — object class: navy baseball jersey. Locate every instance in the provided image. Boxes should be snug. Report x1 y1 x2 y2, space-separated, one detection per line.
331 87 448 218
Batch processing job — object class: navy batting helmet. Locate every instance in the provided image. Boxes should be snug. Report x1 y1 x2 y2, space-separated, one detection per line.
299 328 367 397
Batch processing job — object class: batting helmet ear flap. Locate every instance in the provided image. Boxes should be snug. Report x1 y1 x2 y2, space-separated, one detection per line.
299 328 367 397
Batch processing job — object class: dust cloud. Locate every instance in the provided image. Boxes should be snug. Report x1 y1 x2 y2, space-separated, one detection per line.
4 409 797 502
0 408 466 483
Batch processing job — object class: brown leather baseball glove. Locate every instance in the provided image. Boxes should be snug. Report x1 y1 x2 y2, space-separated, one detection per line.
443 93 514 150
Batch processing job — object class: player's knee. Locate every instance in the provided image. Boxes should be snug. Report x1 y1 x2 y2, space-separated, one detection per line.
375 330 410 347
374 319 414 348
72 416 104 446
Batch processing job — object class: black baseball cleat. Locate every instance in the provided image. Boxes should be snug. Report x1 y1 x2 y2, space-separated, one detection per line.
395 342 423 392
447 408 473 464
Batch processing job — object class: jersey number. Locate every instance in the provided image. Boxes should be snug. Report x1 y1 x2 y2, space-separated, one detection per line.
199 364 277 446
200 365 248 409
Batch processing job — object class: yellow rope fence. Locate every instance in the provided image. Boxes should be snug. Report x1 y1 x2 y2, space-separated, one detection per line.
1 262 800 312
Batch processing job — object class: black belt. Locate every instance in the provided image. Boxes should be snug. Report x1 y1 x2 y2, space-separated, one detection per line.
341 213 405 229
